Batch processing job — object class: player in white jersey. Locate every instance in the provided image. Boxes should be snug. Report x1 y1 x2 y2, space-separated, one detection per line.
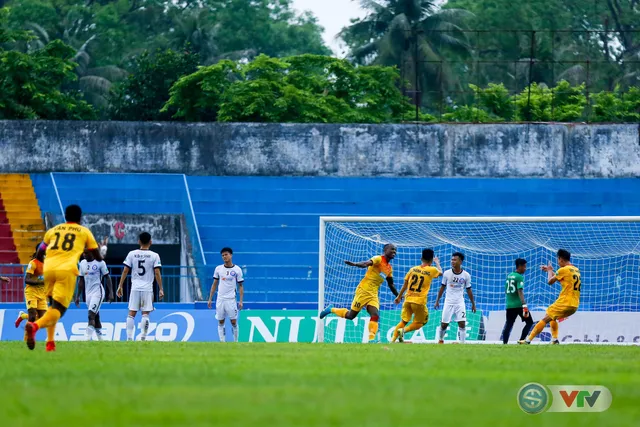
434 252 476 343
76 250 114 340
117 232 164 341
207 247 244 342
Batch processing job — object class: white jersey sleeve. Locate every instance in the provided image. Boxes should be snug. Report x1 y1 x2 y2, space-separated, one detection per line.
123 252 133 269
100 261 109 276
79 259 88 275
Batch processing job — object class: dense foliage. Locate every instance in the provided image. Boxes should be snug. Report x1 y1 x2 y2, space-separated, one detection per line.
0 0 638 122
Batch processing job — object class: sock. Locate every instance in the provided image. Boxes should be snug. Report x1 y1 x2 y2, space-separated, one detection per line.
438 326 447 341
232 324 238 342
86 325 95 341
141 315 150 338
35 308 61 329
458 327 466 343
126 316 135 340
527 320 546 342
20 312 28 320
46 325 55 343
392 321 406 342
368 316 379 341
218 325 226 342
331 308 349 318
403 322 423 333
550 320 559 340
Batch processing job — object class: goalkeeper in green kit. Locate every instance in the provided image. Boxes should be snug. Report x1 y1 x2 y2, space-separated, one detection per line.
501 258 534 344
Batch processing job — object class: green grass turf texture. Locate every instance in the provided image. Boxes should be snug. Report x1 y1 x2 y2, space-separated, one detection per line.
0 342 637 427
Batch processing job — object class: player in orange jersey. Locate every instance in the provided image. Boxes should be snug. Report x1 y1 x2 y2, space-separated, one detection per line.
25 205 102 351
14 244 47 328
320 244 399 342
521 249 581 345
391 248 442 342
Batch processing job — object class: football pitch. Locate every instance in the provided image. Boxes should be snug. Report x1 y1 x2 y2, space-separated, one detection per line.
0 342 638 427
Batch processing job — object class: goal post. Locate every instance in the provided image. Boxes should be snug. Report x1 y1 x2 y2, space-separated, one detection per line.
318 216 640 344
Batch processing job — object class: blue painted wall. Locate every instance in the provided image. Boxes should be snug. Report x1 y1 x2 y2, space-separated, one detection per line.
31 174 640 310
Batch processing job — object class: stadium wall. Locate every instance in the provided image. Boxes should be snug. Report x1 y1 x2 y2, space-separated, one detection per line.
1 121 639 177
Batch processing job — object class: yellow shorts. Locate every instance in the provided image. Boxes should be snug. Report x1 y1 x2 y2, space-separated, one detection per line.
546 303 578 321
24 285 47 311
401 302 428 324
350 289 379 312
44 270 78 308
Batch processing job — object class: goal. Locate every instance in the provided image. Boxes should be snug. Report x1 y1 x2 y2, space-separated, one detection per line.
318 217 640 344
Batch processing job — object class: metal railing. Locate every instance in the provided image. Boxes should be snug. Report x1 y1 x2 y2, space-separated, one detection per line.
0 264 197 303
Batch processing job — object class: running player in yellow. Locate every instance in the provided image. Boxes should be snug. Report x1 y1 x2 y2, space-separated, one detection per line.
521 249 580 345
25 205 102 351
14 244 47 329
391 248 442 342
319 244 398 342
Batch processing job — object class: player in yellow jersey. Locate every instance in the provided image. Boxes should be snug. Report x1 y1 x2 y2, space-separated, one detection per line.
25 205 103 352
319 244 399 342
391 248 442 343
521 249 581 345
14 244 47 329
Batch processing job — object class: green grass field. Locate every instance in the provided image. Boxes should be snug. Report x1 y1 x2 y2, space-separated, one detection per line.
0 342 638 427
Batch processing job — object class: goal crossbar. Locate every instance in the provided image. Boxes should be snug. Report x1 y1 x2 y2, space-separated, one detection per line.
320 216 640 223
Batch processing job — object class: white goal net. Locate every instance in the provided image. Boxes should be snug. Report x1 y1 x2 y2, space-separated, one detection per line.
318 217 640 344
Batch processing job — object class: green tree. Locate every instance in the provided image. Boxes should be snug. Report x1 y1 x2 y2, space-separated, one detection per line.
164 54 413 123
0 8 95 119
444 0 640 92
341 0 472 106
110 49 200 121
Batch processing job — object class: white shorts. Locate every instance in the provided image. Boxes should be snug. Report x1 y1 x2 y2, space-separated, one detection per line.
216 299 238 321
128 290 154 312
86 289 105 314
441 303 467 323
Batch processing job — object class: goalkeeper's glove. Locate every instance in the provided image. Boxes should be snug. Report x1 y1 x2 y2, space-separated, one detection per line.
522 304 529 317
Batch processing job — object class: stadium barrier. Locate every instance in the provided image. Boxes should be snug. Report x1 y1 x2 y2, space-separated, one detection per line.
3 305 637 343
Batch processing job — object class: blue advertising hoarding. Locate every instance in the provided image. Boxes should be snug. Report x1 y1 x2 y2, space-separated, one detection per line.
0 303 228 342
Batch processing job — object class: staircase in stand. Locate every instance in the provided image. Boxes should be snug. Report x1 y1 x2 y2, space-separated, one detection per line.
0 174 45 302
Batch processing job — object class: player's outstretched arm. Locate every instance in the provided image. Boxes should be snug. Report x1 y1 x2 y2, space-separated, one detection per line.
434 257 443 275
434 284 446 309
117 266 130 298
541 263 558 285
395 278 409 304
105 274 115 303
207 278 219 309
154 267 164 300
518 288 529 317
0 276 9 283
75 277 85 307
466 287 477 313
386 276 399 297
345 260 374 268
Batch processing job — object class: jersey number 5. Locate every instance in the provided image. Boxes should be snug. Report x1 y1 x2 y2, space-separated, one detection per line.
50 232 76 251
409 274 425 292
138 260 146 276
